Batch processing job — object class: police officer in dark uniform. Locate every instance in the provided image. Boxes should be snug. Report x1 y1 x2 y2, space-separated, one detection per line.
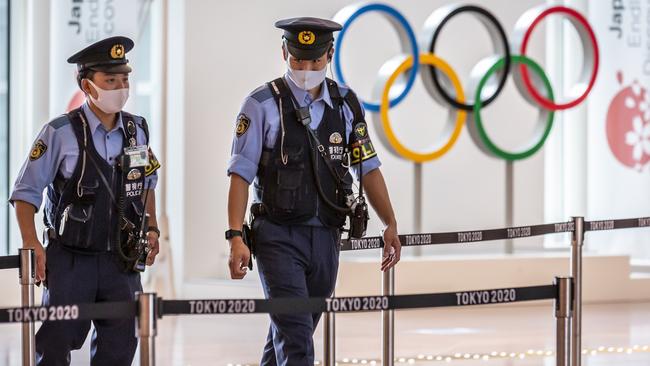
226 18 401 365
10 36 162 365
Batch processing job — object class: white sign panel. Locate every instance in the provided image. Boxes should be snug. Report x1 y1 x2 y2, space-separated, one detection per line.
588 0 650 260
49 0 143 115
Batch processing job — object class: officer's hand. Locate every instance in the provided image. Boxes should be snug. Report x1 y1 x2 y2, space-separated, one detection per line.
146 232 160 266
24 241 46 284
228 237 250 280
381 223 401 272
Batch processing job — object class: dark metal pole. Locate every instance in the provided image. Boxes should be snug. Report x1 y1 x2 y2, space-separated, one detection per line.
323 294 335 366
19 248 35 366
505 161 514 254
382 264 395 366
571 216 584 366
137 292 158 366
555 276 572 366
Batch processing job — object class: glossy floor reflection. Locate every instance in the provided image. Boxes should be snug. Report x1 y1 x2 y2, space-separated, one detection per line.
0 301 648 365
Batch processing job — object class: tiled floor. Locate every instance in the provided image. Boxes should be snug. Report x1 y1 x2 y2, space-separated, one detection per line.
0 301 649 365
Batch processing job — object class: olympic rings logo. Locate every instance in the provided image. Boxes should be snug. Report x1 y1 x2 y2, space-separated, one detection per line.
332 3 599 162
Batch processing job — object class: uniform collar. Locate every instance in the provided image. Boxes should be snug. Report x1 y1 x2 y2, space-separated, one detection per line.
283 73 333 109
82 101 125 134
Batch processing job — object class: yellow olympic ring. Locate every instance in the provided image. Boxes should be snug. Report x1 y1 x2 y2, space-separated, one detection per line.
379 53 466 163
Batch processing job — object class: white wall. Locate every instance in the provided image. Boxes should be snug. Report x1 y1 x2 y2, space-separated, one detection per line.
171 0 549 282
8 0 51 255
166 0 187 292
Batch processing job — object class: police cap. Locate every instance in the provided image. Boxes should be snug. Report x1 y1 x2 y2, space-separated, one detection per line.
67 36 134 74
275 17 342 60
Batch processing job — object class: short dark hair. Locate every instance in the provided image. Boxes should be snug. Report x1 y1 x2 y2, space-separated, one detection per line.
76 69 97 90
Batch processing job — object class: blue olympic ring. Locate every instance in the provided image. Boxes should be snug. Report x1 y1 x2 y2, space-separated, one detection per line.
334 3 419 113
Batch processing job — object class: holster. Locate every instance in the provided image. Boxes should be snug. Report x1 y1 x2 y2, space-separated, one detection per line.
242 223 254 270
243 203 268 270
43 227 56 247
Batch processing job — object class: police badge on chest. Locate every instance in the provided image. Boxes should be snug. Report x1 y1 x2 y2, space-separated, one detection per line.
329 132 344 161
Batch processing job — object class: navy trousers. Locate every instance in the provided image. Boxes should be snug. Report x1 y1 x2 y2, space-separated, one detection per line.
255 218 341 366
35 243 142 366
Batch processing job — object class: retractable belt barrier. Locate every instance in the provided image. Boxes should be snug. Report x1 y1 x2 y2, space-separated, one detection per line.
341 216 650 251
342 221 575 251
0 284 557 323
585 217 650 232
0 282 568 366
0 301 136 323
0 255 20 270
162 284 557 316
2 215 648 366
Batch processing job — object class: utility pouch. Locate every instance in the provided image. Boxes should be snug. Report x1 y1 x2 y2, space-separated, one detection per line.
59 203 95 250
274 146 304 211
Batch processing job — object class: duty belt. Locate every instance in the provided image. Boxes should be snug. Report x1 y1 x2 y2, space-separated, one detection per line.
250 203 267 219
43 227 107 255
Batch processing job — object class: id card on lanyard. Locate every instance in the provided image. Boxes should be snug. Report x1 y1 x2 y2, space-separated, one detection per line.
124 146 149 168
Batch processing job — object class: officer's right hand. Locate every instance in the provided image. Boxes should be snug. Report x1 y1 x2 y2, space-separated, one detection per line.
228 237 250 280
24 241 46 284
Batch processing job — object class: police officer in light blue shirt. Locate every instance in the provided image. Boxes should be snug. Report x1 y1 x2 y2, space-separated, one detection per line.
11 102 159 209
10 36 162 366
228 57 380 187
226 17 402 366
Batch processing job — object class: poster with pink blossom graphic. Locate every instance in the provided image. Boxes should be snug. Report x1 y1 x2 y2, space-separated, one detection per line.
588 1 650 261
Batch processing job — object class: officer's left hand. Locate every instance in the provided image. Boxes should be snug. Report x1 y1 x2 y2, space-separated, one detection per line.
146 231 160 266
381 223 401 271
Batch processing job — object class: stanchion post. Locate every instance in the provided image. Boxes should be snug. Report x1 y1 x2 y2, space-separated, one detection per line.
555 277 572 366
382 262 395 366
505 161 514 254
571 216 584 366
323 292 335 366
137 292 158 366
19 248 35 366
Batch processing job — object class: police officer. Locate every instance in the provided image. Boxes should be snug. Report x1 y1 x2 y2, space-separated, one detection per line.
226 18 401 365
10 36 162 365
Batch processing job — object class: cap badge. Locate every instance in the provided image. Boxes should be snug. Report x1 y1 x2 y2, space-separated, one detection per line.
110 44 125 59
298 31 316 45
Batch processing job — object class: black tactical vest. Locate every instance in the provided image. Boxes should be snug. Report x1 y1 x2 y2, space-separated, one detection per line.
256 78 353 228
44 107 147 253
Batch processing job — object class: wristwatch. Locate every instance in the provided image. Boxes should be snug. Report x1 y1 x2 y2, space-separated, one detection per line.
225 229 243 240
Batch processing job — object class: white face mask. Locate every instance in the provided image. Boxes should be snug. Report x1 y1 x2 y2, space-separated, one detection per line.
86 79 129 114
286 61 328 91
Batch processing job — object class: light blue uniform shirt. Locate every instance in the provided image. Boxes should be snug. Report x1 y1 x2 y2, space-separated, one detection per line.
228 74 381 189
10 102 158 211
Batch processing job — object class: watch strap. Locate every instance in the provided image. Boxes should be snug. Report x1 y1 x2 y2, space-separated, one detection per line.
225 229 243 240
